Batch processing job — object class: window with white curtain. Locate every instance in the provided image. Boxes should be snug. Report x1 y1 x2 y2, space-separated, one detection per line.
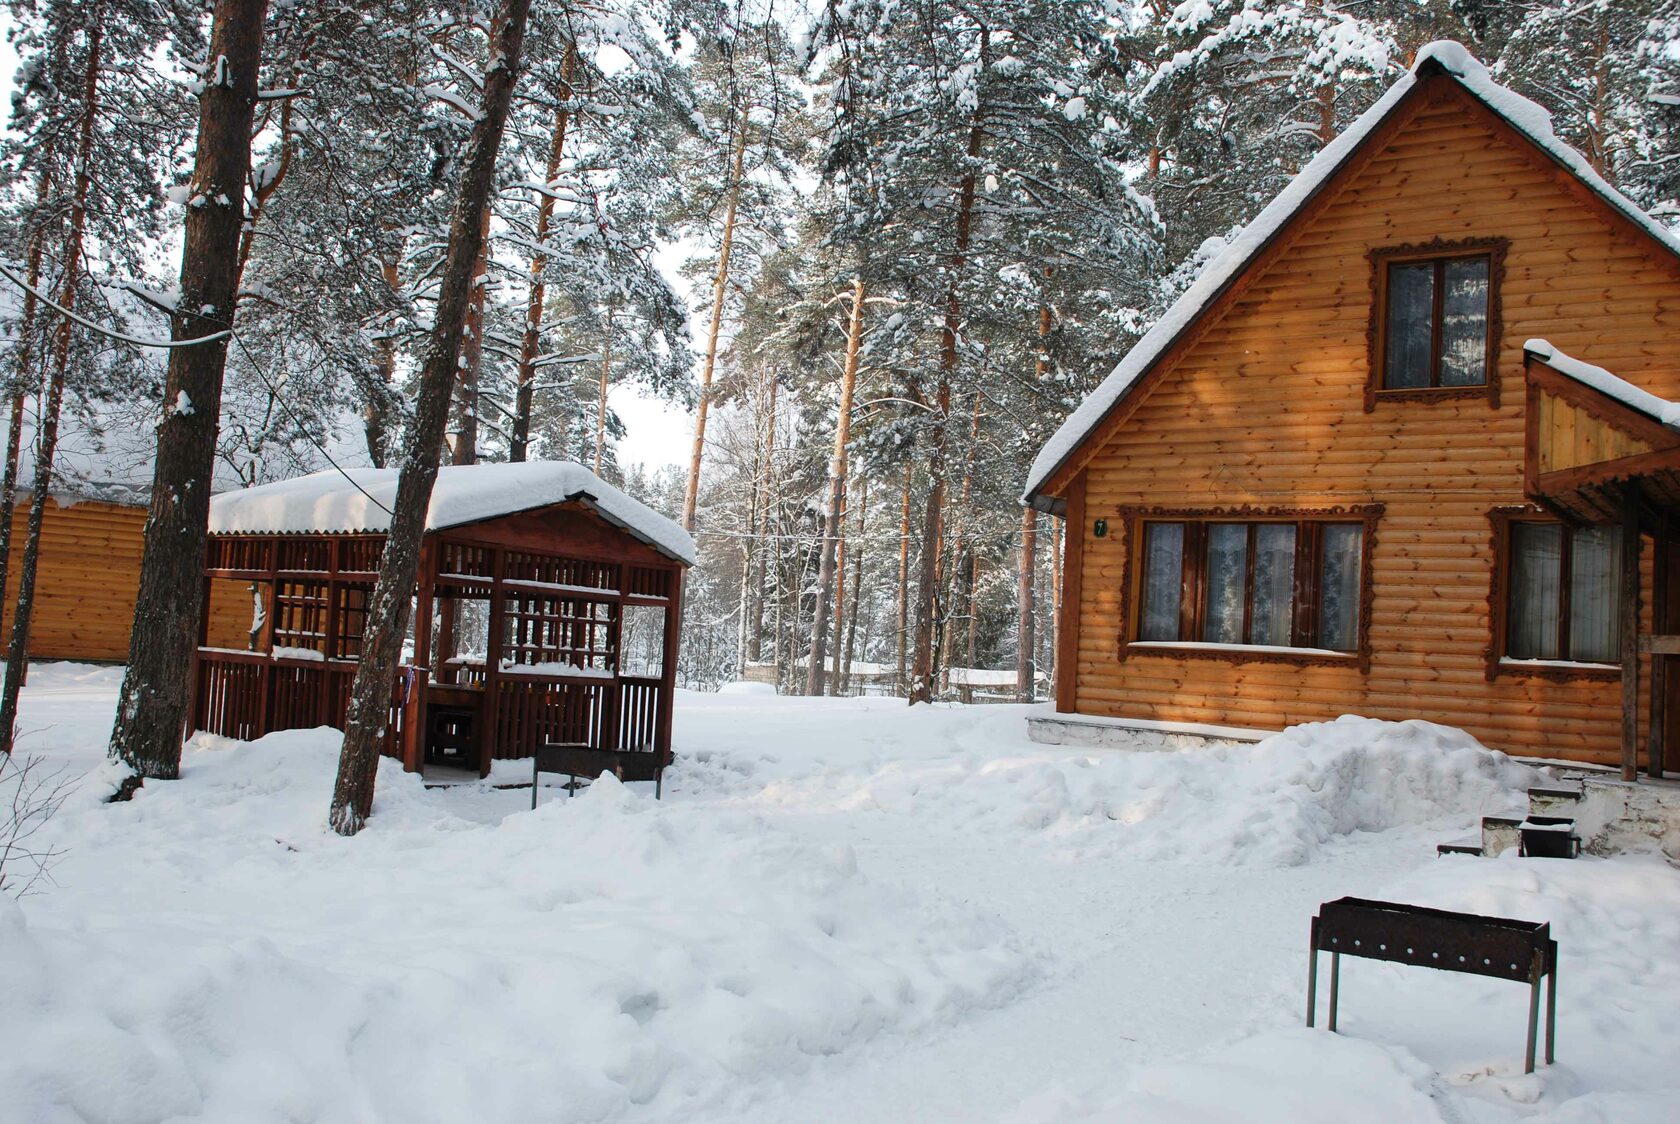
1134 517 1366 653
1506 521 1619 662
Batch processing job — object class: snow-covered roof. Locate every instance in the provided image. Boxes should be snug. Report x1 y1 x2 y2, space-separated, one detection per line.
1524 340 1680 431
207 461 696 565
1023 41 1680 507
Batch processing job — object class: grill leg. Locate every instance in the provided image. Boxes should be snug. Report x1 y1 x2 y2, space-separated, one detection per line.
1307 944 1319 1027
532 757 539 810
1545 959 1557 1065
1525 971 1541 1074
1327 952 1340 1033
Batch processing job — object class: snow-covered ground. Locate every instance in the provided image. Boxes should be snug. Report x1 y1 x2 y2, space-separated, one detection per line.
4 663 1679 1123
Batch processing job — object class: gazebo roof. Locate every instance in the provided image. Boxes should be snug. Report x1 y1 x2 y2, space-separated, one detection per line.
207 462 696 565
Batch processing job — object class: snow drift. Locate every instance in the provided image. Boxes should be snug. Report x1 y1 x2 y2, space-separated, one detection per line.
748 715 1536 866
0 730 1030 1123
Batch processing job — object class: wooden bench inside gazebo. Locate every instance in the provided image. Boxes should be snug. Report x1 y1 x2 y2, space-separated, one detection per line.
191 462 693 784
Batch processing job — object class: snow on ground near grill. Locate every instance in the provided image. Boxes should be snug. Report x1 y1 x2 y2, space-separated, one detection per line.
6 664 1680 1122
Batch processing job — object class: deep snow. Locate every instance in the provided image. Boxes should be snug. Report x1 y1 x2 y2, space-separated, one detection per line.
4 663 1679 1123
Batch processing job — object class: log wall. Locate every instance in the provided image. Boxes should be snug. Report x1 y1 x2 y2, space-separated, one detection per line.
2 497 248 662
1064 86 1680 766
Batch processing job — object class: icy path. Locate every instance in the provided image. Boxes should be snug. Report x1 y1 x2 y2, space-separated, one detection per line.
5 666 1679 1123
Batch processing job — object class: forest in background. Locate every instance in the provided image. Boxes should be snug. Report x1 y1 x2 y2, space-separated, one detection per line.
0 0 1676 713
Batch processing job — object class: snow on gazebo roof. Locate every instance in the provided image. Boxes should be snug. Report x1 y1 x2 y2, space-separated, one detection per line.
1525 340 1680 431
207 461 696 565
1023 41 1680 508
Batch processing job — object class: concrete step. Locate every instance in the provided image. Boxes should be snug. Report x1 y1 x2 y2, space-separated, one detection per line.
1528 785 1585 816
1436 840 1483 857
1482 815 1524 857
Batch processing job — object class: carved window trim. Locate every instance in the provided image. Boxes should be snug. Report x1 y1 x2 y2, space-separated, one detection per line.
1366 237 1508 412
1116 503 1382 672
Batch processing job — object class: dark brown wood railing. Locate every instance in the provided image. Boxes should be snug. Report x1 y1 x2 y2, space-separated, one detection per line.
196 648 664 767
194 648 404 757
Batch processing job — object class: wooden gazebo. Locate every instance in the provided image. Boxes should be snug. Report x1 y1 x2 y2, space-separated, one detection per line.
191 462 693 783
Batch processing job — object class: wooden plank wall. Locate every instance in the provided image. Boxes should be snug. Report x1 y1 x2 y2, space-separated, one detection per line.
2 498 248 662
1071 90 1680 766
1535 391 1653 474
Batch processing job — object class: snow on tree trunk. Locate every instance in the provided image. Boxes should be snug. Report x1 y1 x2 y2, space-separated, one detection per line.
108 0 264 779
329 0 531 836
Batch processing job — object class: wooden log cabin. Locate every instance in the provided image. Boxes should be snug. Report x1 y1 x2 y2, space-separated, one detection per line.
193 461 693 782
1023 42 1680 779
4 489 247 662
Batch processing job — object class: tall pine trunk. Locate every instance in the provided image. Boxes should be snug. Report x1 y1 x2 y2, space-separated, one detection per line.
805 276 865 696
909 99 985 704
447 201 491 465
1049 516 1062 693
748 369 776 662
895 461 911 695
108 0 265 778
365 252 401 466
940 390 982 685
841 476 866 695
830 491 846 692
0 23 103 754
329 0 530 835
510 42 576 462
681 119 748 532
594 302 612 473
1018 299 1051 701
0 164 56 619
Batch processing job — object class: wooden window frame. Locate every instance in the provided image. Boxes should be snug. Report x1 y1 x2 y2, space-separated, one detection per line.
1118 504 1382 671
1365 237 1507 412
1485 506 1622 682
272 578 330 654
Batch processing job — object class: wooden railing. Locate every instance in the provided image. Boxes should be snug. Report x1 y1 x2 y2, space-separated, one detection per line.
194 648 403 758
619 676 661 752
195 649 664 766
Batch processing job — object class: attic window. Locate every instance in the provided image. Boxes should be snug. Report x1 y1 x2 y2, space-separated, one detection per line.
1367 239 1507 410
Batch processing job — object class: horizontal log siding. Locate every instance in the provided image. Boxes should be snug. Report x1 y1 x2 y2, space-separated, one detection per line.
2 498 247 662
1072 99 1680 766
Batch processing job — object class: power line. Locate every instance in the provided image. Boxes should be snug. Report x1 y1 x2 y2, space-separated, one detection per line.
227 329 394 517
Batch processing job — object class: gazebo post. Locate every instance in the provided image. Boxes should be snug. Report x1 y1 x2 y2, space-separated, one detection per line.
1621 491 1642 782
1651 515 1669 780
401 537 437 773
480 545 507 777
656 567 684 767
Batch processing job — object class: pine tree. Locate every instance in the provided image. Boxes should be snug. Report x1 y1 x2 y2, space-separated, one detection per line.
107 0 270 778
330 0 533 836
